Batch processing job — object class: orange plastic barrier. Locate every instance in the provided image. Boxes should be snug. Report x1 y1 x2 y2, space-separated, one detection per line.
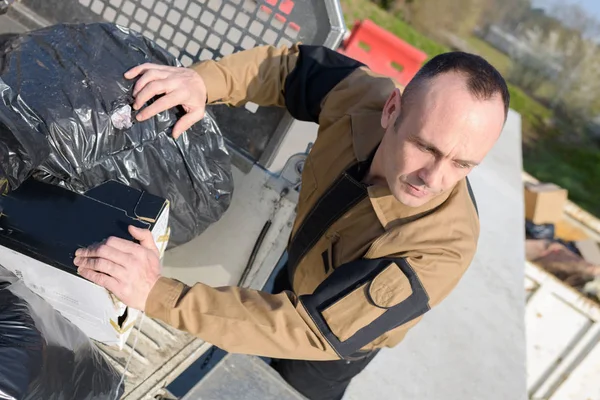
338 19 428 86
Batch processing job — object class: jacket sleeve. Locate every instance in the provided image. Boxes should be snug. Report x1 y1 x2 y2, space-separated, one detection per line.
144 183 480 360
190 44 365 123
144 250 471 360
145 277 340 360
143 246 476 361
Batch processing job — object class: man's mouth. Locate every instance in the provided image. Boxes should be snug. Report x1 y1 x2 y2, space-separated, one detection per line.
405 182 428 198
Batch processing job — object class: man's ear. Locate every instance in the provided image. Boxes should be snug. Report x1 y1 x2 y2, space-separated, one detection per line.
381 88 402 129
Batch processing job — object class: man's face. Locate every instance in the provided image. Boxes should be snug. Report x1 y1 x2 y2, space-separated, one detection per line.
380 72 505 207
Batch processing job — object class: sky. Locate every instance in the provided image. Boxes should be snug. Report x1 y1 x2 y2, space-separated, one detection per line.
533 0 600 21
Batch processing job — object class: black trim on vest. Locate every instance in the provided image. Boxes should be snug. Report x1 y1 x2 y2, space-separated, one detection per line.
321 250 330 274
284 45 366 123
465 177 478 216
299 257 430 359
287 161 370 285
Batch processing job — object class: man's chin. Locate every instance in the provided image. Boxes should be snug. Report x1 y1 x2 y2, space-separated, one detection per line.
394 194 420 207
395 190 435 208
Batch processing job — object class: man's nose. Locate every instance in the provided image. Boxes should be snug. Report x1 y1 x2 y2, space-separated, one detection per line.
418 160 445 190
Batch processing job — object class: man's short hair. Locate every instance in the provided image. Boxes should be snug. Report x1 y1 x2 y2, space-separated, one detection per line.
398 51 510 125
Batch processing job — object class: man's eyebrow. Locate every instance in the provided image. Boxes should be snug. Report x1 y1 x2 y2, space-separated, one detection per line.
454 158 479 167
410 136 480 166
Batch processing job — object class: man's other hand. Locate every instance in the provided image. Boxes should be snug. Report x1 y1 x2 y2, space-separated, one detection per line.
125 63 208 139
74 225 162 311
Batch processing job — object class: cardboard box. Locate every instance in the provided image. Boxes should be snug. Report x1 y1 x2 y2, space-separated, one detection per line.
0 179 170 348
524 182 568 225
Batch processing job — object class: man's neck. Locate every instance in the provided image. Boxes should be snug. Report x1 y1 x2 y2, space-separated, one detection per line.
363 144 387 187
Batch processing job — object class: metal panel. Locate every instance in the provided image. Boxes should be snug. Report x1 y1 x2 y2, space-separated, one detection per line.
16 0 346 165
0 13 25 33
526 286 592 396
525 262 600 400
525 275 540 302
549 327 600 400
181 353 306 400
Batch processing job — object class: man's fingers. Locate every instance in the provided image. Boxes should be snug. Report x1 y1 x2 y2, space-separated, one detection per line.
172 110 205 139
105 236 145 254
75 257 125 281
136 92 183 122
129 225 159 256
125 63 170 80
132 69 170 97
75 242 135 266
133 80 171 111
78 268 121 294
76 236 142 257
125 63 157 80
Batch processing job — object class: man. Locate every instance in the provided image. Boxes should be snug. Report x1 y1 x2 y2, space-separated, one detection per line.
74 43 508 400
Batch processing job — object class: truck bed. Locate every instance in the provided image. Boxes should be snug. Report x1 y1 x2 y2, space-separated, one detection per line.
1 13 298 384
0 2 327 397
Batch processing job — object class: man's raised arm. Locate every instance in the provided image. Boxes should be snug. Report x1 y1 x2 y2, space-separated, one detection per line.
127 44 365 137
193 44 365 123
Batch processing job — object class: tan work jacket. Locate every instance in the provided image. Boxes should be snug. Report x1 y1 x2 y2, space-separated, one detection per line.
146 44 479 361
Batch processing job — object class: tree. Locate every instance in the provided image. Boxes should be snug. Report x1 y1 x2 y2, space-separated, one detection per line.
402 0 488 38
540 4 600 116
514 2 600 131
549 1 600 39
480 0 532 32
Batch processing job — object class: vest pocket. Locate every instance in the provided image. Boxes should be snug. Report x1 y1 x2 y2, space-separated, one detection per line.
321 283 385 342
320 263 413 343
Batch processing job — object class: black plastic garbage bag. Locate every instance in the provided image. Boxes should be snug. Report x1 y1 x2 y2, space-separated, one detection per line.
525 220 555 240
0 23 233 246
0 266 123 400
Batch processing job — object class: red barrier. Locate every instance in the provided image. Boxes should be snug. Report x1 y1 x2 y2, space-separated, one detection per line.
265 0 294 14
338 20 428 86
261 0 298 28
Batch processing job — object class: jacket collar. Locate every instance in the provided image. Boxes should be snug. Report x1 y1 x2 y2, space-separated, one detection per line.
350 111 384 162
350 112 454 230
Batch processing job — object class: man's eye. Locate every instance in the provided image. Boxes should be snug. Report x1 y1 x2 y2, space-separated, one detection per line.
455 162 471 169
417 143 432 152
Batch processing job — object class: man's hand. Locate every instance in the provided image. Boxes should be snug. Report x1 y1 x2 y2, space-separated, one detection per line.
74 225 161 311
125 63 208 139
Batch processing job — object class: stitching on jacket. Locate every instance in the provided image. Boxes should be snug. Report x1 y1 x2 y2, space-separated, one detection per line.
300 299 343 359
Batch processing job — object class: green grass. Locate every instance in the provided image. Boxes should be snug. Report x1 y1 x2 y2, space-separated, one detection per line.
524 142 600 216
462 35 513 77
533 81 557 103
506 84 554 141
